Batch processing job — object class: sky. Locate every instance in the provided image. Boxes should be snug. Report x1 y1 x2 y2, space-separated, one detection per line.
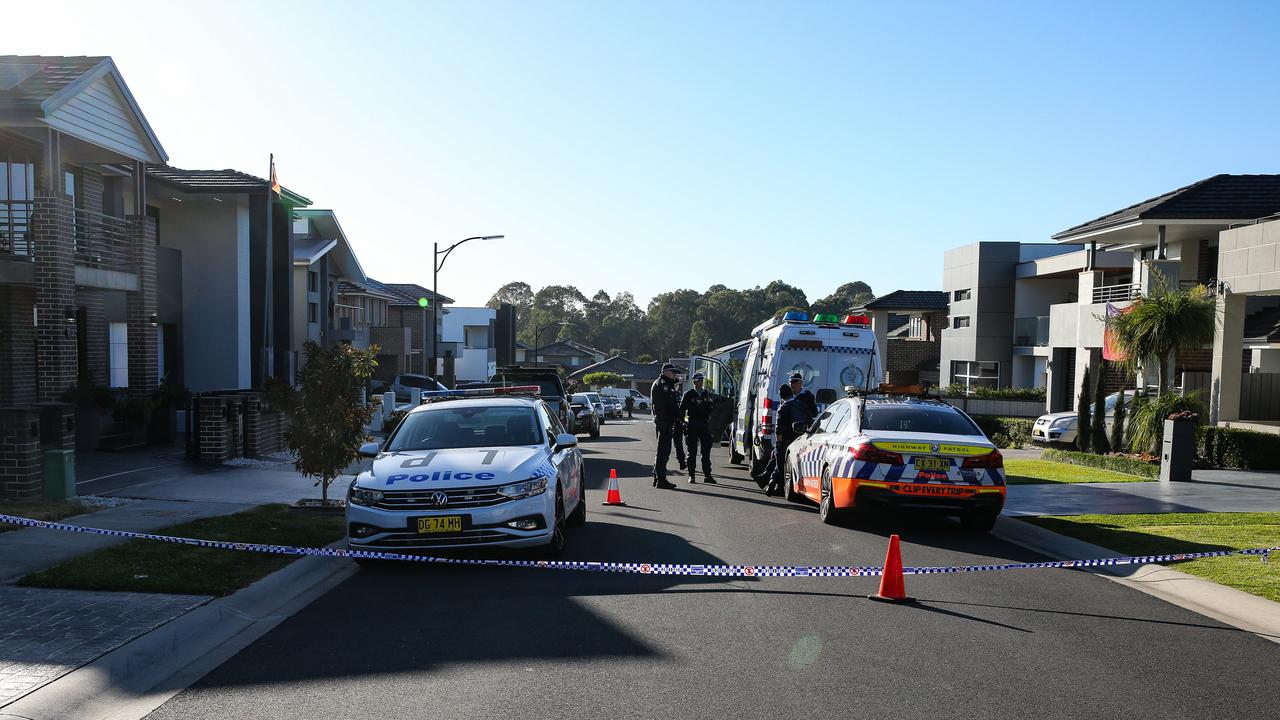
13 1 1280 307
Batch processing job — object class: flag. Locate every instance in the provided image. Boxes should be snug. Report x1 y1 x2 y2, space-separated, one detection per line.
269 153 281 195
1102 302 1130 361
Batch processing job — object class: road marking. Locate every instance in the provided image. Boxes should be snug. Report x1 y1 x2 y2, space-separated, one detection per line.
76 461 187 486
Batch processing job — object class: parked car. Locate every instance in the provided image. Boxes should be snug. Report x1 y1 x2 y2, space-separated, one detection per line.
1031 391 1135 446
390 373 448 403
602 397 623 418
581 391 607 425
570 393 601 438
600 387 650 411
491 366 575 434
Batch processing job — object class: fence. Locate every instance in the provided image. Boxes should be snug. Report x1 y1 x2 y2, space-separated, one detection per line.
1240 373 1280 421
940 397 1045 418
0 199 33 257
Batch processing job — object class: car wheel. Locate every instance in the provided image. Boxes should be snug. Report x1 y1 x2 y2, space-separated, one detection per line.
819 467 844 525
960 508 1000 533
590 425 600 439
538 489 567 558
639 402 648 411
783 462 803 503
567 483 587 527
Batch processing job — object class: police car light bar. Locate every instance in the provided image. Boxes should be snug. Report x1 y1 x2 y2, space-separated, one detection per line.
421 385 542 401
782 311 810 322
843 314 870 326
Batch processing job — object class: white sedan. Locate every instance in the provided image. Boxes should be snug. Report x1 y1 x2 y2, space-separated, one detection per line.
346 387 585 562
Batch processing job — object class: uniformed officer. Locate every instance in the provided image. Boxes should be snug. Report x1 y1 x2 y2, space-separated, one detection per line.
790 372 818 418
680 372 717 484
767 382 814 497
649 363 682 489
624 394 634 418
672 379 687 471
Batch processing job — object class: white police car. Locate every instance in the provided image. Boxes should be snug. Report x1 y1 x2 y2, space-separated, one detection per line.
347 386 586 561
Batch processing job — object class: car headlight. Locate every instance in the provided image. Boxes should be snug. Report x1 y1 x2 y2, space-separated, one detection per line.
498 476 548 500
348 485 385 506
1050 417 1076 429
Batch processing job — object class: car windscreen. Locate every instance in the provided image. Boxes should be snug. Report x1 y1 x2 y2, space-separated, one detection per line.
862 405 981 436
386 406 544 450
571 394 591 405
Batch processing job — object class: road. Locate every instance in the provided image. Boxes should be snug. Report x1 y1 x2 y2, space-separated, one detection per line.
147 418 1276 719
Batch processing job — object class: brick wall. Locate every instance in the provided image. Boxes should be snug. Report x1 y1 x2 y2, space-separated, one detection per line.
371 325 412 380
0 286 37 406
0 408 43 500
1176 348 1212 375
125 215 158 398
886 338 941 373
1100 360 1135 394
78 288 108 386
197 396 228 463
37 403 75 450
33 195 78 402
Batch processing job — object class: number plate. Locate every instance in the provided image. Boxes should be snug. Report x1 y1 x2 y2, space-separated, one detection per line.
913 457 950 472
416 516 463 534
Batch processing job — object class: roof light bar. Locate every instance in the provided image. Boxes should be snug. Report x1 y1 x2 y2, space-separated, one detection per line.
421 385 541 400
843 314 870 325
813 313 841 323
782 311 810 322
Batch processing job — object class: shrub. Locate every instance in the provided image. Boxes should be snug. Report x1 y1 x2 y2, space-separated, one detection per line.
1110 387 1127 452
1042 448 1159 478
1127 391 1205 454
1196 426 1280 471
582 371 626 388
941 385 1046 401
1091 369 1110 454
1077 365 1092 453
970 416 1033 449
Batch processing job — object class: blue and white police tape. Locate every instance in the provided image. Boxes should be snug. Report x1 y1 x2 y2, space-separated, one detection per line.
1 513 1275 578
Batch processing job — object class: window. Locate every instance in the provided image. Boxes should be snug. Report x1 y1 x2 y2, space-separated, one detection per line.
863 405 981 435
819 402 850 433
386 406 544 450
953 289 971 301
1 157 36 255
109 322 129 388
909 316 923 339
950 360 999 390
308 271 318 292
308 302 318 323
102 176 125 217
953 316 971 329
293 218 309 235
464 325 489 348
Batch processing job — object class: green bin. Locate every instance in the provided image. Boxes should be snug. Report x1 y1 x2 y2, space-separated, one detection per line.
43 449 76 501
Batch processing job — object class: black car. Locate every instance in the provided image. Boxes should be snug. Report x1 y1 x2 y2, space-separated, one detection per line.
489 366 575 434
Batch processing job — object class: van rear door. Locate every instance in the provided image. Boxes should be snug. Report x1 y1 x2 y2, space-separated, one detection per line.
688 355 739 442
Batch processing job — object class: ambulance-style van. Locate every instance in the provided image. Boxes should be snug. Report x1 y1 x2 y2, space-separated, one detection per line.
689 311 882 477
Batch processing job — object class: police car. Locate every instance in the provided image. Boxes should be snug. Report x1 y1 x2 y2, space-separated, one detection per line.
346 386 586 561
782 386 1005 532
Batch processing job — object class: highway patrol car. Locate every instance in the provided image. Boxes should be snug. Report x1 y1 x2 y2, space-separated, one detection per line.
346 386 586 561
782 386 1005 532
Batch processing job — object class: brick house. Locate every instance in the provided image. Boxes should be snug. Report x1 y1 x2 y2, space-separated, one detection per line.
856 290 948 386
364 280 453 380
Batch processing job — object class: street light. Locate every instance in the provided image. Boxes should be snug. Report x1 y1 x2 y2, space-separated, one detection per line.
532 320 570 367
429 234 503 377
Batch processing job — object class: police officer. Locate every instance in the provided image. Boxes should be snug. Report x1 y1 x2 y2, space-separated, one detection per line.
672 378 688 471
790 372 818 418
649 363 682 489
680 372 717 484
767 382 814 497
624 394 634 418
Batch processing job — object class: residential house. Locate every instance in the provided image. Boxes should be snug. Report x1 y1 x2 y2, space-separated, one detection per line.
364 280 453 380
568 356 663 393
291 209 370 375
856 290 948 386
439 306 497 383
335 277 397 351
146 166 309 392
533 339 606 371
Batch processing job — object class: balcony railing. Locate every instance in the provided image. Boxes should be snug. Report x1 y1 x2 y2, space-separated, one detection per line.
1092 282 1139 304
74 207 132 272
1013 316 1049 347
333 303 368 332
1 200 34 257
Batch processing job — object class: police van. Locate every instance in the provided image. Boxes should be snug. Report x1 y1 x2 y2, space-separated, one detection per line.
688 312 882 477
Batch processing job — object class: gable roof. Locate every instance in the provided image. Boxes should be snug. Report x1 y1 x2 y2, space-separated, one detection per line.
147 165 312 206
337 278 399 300
0 55 167 163
858 290 948 312
536 339 604 357
567 356 663 382
1053 174 1280 241
367 280 455 307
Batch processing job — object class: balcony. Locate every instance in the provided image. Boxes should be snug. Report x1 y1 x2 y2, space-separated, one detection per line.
1092 282 1139 304
1 200 34 258
1013 316 1049 347
331 303 370 346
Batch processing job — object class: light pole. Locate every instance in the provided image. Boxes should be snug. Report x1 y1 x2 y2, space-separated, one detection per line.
533 320 570 367
428 234 503 377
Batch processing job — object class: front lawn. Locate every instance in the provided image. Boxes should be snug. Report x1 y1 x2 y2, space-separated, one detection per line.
20 504 346 596
0 499 103 534
1024 512 1280 603
1004 458 1152 485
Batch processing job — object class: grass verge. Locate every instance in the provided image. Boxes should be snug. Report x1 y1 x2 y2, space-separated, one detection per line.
0 499 102 533
20 504 346 596
1004 458 1153 485
1024 512 1280 603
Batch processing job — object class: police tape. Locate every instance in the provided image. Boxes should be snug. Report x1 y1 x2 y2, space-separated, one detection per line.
1 513 1275 578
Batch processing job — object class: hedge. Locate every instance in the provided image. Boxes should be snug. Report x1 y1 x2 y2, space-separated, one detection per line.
1041 448 1159 478
970 416 1034 449
943 385 1046 402
1196 426 1280 471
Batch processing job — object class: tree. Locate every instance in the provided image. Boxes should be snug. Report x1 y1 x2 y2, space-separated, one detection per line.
688 319 713 354
1128 391 1206 454
1076 365 1092 453
487 281 534 342
1104 270 1215 396
636 353 654 363
582 371 626 388
1110 385 1127 452
283 341 377 503
811 281 875 316
1091 367 1110 454
646 289 702 358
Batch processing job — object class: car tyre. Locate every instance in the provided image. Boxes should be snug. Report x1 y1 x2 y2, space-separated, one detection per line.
960 508 1000 533
589 424 600 439
567 483 587 527
537 489 567 558
818 467 844 526
783 462 803 503
639 402 648 411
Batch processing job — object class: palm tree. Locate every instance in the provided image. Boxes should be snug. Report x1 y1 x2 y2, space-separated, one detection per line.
1103 269 1215 396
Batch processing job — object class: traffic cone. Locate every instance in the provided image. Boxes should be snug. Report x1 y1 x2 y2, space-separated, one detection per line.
868 534 914 603
601 468 626 506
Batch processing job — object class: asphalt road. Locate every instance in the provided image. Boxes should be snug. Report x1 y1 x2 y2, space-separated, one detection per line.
147 419 1277 719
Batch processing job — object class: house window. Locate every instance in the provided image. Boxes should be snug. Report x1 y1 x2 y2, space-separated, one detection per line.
308 271 318 292
909 316 923 339
308 302 318 323
464 325 488 348
102 176 125 217
953 316 971 329
951 360 999 390
293 218 309 235
1 157 36 255
954 289 971 301
109 322 129 388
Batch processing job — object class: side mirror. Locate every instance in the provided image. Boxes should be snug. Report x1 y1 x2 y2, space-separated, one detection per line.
791 421 809 434
358 441 380 458
555 433 578 450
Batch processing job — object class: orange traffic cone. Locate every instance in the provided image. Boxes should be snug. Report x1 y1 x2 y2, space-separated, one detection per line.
868 534 914 603
601 468 626 506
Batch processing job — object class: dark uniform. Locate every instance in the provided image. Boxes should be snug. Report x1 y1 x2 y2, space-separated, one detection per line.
768 392 814 496
680 378 717 483
650 367 682 488
672 382 687 470
624 395 634 418
790 373 819 419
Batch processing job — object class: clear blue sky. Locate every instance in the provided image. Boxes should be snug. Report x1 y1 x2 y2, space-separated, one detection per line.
15 1 1280 307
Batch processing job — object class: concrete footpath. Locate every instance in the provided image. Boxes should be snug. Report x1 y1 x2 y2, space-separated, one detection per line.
0 450 353 710
1006 467 1280 516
